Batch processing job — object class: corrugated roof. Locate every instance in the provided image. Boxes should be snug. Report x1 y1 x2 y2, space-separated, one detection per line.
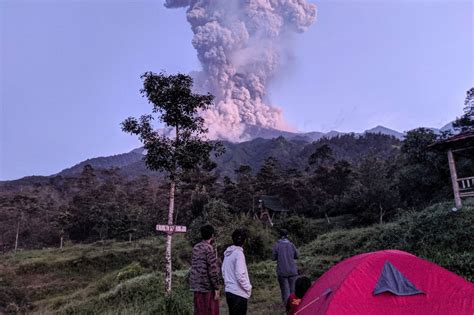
429 130 474 150
260 195 288 212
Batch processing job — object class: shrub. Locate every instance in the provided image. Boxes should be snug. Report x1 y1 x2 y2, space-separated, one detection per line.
187 199 276 262
273 216 331 246
116 262 146 282
301 203 474 281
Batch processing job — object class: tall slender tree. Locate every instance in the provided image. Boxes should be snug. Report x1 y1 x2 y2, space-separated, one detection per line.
121 72 223 294
453 87 474 132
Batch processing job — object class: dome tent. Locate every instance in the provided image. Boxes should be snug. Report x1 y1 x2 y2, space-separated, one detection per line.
296 250 474 315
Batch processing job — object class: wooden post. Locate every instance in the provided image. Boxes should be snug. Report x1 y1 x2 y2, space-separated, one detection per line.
447 149 462 209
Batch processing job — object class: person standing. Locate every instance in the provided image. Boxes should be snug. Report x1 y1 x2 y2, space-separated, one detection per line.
273 229 299 304
222 229 252 315
190 225 220 315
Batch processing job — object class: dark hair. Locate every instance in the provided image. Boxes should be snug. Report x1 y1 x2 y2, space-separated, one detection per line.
295 276 312 299
279 229 289 238
231 229 248 247
200 225 215 241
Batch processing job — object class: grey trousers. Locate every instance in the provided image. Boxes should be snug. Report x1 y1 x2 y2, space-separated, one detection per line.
277 275 297 303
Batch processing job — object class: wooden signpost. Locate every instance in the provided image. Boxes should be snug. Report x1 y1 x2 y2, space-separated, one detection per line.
156 224 187 234
156 224 187 294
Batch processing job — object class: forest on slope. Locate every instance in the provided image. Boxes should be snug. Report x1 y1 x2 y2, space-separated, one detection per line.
2 129 472 250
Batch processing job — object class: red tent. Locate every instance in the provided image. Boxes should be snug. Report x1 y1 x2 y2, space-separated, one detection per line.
296 250 474 315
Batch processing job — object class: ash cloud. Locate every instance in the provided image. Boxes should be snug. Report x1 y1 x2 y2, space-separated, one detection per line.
165 0 316 141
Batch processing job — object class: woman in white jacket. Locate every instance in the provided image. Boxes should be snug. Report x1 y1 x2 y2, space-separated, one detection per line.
222 229 252 315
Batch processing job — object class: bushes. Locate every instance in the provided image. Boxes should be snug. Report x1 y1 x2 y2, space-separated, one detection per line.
301 203 474 281
273 216 331 246
396 203 474 253
116 262 146 282
187 199 277 262
298 255 342 279
0 271 30 314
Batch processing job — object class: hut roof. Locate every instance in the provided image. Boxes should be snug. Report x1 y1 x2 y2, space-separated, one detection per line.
429 130 474 151
260 195 288 212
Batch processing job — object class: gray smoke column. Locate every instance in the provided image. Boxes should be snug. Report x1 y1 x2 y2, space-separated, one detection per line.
165 0 316 140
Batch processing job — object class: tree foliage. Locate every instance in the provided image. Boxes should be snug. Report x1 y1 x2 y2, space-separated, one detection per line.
121 72 223 179
0 128 463 250
454 87 474 132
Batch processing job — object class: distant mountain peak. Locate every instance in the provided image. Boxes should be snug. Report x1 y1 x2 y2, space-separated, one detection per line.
236 124 405 142
364 126 404 139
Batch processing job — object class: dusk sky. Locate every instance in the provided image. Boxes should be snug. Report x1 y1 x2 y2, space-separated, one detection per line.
1 0 473 180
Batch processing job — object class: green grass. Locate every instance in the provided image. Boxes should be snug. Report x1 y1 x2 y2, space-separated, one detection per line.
0 235 193 314
1 202 472 314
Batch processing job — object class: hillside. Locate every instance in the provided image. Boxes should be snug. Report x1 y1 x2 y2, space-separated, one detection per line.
1 202 472 314
2 128 460 253
0 133 402 188
59 133 402 179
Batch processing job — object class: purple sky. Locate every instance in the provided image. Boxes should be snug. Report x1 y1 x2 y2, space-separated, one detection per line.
1 0 473 180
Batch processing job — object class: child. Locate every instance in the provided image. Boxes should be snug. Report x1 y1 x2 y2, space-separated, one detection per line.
286 276 312 315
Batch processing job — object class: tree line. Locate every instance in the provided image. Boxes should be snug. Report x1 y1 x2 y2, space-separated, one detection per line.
2 128 472 252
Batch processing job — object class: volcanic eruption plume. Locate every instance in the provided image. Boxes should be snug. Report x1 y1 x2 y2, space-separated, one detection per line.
165 0 316 140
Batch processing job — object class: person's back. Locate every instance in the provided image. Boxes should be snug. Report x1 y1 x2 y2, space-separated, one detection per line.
221 245 252 299
190 225 220 315
222 229 252 315
273 238 298 277
272 229 299 304
190 240 219 292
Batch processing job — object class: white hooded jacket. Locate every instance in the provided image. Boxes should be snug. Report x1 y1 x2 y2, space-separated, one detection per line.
221 245 252 299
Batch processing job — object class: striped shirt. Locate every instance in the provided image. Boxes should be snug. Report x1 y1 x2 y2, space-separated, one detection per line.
190 240 220 292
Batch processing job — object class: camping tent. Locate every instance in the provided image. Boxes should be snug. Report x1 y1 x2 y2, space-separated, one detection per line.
296 250 474 315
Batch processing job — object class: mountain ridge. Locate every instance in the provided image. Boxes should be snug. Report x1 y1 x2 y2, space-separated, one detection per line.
1 124 454 184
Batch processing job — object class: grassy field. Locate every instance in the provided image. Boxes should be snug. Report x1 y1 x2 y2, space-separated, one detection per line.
1 202 472 314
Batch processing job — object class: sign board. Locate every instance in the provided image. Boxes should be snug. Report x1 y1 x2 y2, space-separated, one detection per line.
156 224 187 234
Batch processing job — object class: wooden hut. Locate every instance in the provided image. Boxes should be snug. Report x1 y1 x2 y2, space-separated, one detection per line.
430 130 474 208
258 195 288 226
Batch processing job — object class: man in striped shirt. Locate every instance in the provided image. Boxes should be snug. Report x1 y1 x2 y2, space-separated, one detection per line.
190 225 220 315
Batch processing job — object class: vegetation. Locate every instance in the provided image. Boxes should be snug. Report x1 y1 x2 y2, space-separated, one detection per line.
453 87 474 131
2 127 473 252
1 203 472 314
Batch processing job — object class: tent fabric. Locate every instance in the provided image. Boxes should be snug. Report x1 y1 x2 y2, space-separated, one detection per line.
296 250 474 315
373 261 424 296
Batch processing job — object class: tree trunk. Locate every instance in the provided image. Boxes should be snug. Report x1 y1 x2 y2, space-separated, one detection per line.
379 204 384 225
325 212 331 224
60 236 63 249
14 219 20 254
165 180 176 295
